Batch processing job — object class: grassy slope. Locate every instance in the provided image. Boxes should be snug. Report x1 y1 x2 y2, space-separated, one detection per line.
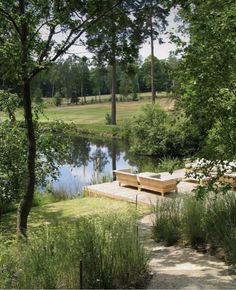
0 197 149 242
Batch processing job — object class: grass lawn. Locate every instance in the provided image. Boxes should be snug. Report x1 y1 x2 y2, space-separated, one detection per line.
0 94 175 135
0 98 174 125
0 196 149 243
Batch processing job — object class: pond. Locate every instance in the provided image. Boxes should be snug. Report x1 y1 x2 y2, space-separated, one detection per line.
49 136 161 195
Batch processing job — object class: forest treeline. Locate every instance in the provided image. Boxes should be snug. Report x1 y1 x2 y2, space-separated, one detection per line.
30 55 179 104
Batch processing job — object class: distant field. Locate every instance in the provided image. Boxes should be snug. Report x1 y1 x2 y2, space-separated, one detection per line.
0 93 175 135
39 98 175 125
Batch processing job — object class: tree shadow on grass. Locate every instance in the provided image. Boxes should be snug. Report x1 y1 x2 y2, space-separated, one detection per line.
0 206 74 242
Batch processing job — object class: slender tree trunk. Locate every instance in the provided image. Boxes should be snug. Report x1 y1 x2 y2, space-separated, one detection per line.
81 78 84 104
150 1 155 104
111 59 117 125
51 82 55 98
17 0 36 239
17 80 36 239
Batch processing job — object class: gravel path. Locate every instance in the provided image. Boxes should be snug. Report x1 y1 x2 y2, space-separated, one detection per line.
139 215 236 289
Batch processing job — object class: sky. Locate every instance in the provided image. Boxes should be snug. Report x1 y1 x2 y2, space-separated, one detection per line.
139 7 179 60
61 7 181 61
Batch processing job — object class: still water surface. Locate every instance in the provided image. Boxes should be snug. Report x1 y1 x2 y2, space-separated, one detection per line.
50 136 160 195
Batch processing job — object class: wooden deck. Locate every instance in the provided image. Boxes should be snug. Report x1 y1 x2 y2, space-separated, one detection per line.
84 180 198 205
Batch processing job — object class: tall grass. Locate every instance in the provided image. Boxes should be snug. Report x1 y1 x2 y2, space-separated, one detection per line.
152 198 182 246
152 193 236 264
0 211 148 289
181 197 207 247
205 193 236 263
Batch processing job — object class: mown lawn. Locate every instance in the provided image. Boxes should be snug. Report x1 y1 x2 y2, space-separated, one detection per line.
0 196 149 243
0 98 175 125
0 95 175 135
39 98 174 124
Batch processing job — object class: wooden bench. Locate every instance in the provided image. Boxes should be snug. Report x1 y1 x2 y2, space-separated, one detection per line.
113 169 139 189
138 174 178 197
219 173 236 188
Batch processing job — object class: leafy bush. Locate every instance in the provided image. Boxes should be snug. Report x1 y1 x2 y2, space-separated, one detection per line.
0 211 148 289
157 157 184 173
131 104 167 155
129 105 200 157
105 113 112 125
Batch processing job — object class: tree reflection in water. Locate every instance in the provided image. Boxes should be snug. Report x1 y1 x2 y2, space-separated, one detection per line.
49 136 163 195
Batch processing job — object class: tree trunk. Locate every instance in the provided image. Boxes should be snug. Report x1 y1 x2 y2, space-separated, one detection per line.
81 78 84 104
17 80 36 239
7 108 16 122
111 59 117 125
17 0 36 239
51 82 55 98
150 1 155 104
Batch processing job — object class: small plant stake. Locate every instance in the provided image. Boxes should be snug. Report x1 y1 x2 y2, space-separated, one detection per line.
136 194 138 210
80 259 83 289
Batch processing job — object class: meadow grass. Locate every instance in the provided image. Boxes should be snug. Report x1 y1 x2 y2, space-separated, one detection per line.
0 210 149 289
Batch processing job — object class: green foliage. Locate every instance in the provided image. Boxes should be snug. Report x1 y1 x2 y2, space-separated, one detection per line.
53 92 62 106
175 0 236 159
130 105 200 156
203 89 236 159
32 188 73 208
139 56 171 92
105 113 112 125
0 121 25 217
157 157 184 173
131 104 167 155
0 90 20 121
0 211 148 289
0 121 72 218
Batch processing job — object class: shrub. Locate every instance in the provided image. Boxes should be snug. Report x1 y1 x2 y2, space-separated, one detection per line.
0 211 148 289
53 92 62 106
130 105 200 157
157 157 184 173
131 104 168 155
105 113 112 125
132 93 139 101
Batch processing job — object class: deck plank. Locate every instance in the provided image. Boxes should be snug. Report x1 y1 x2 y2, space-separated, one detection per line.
84 180 198 205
